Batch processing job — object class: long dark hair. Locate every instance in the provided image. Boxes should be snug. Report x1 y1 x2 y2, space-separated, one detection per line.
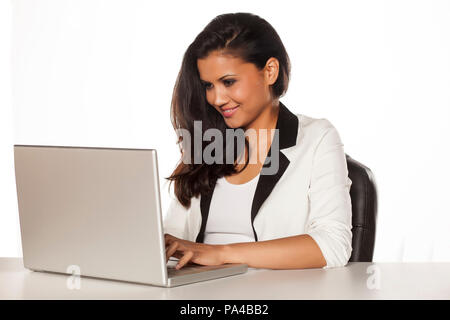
165 12 291 209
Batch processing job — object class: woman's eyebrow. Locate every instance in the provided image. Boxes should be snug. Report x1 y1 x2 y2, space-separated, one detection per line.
200 74 237 83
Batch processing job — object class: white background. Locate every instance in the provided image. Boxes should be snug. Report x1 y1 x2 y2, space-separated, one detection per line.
1 0 449 261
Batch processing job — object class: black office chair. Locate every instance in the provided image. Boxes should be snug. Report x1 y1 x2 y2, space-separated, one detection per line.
346 154 378 262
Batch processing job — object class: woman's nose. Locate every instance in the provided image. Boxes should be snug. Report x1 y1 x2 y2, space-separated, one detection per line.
210 87 229 108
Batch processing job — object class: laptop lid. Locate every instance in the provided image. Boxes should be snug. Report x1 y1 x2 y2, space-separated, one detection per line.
14 145 169 286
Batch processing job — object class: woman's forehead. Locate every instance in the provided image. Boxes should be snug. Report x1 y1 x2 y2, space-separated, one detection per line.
197 53 257 81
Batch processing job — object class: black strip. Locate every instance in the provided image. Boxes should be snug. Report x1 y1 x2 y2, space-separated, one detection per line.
0 300 441 317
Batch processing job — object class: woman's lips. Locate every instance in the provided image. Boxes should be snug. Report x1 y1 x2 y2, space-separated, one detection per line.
221 105 239 118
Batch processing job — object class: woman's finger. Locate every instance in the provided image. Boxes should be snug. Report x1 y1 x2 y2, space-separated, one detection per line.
176 251 194 269
165 241 180 263
171 251 183 260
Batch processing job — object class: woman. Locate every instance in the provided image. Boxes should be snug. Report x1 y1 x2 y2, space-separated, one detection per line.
164 12 353 270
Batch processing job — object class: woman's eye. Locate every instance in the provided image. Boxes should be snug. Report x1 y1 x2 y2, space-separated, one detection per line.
223 79 235 86
204 79 235 90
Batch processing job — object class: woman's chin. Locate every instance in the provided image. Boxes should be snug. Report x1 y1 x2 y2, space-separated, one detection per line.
224 118 243 129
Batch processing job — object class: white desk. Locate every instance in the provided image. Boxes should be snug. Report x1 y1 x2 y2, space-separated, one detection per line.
0 258 449 299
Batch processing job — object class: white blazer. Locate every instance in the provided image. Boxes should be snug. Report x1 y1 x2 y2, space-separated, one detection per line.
163 101 353 269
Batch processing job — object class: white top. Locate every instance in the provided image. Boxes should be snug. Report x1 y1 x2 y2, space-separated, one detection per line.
203 173 260 245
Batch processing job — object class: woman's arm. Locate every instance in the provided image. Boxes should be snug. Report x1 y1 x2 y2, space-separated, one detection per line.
164 233 326 269
221 234 326 269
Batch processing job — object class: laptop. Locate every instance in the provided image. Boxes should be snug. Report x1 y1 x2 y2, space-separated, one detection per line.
13 145 248 287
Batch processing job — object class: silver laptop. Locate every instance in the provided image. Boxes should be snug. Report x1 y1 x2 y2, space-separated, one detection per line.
13 145 248 287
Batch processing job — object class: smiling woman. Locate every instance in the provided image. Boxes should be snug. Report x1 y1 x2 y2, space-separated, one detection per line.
167 12 290 207
164 12 353 271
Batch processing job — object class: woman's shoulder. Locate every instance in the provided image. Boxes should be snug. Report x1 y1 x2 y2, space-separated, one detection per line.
296 113 336 131
294 113 341 143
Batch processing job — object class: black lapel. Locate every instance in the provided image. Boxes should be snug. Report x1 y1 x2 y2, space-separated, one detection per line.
196 179 217 243
196 101 299 243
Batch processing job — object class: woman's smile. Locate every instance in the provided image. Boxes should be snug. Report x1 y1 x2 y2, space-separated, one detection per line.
221 105 240 117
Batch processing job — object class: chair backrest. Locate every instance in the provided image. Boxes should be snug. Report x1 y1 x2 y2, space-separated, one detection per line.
346 154 378 262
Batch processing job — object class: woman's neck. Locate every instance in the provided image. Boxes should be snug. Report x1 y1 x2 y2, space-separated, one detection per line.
244 100 280 133
242 100 280 166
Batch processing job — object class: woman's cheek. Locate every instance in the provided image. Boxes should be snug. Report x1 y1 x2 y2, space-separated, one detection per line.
232 85 247 102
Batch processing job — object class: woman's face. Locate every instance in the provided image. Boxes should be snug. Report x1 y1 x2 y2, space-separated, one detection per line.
197 50 279 129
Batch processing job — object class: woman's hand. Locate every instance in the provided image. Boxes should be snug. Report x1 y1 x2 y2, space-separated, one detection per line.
164 233 227 269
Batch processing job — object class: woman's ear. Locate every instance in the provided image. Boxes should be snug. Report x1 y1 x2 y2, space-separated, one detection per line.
264 57 280 86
